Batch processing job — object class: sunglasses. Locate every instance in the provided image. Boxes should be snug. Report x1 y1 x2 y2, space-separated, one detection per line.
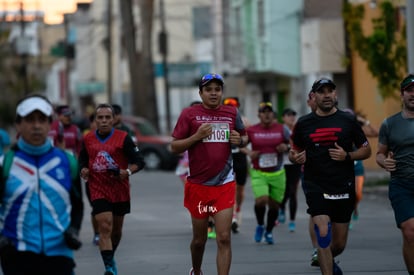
258 102 273 112
199 73 224 87
316 79 332 85
223 98 239 107
259 102 272 108
312 78 336 91
401 77 414 91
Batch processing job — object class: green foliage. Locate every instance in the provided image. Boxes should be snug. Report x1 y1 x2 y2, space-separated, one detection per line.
0 29 45 124
0 102 15 127
343 1 407 99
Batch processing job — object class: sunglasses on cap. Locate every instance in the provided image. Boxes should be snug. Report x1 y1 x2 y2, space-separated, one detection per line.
259 102 272 108
258 102 273 112
312 78 336 92
223 98 239 107
199 73 224 88
401 74 414 91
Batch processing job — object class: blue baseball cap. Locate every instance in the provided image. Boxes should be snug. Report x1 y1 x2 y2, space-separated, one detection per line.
199 73 224 89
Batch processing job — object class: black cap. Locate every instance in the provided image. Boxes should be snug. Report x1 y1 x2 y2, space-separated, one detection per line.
400 74 414 91
282 108 297 116
56 105 73 116
311 78 336 92
112 104 122 115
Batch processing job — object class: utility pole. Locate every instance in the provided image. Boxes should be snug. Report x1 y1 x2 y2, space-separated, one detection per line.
107 0 113 102
343 0 354 108
19 1 30 95
64 14 71 105
159 0 171 132
407 0 414 73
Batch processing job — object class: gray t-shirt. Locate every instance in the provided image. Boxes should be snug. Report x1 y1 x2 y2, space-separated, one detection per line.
378 112 414 179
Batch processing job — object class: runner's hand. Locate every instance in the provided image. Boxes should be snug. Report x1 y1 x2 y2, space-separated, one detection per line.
289 149 306 164
383 151 396 171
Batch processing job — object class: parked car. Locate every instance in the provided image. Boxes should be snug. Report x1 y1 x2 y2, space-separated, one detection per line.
122 115 180 170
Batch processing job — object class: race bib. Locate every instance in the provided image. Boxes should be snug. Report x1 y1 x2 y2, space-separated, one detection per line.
203 123 230 143
258 153 278 168
323 193 350 200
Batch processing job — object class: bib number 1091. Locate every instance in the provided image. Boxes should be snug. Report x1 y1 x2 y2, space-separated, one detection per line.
203 123 230 143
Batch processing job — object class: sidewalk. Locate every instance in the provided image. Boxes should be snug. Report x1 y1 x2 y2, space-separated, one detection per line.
365 168 388 182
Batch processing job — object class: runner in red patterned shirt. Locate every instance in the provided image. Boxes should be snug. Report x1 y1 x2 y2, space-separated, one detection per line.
171 73 247 275
79 103 145 275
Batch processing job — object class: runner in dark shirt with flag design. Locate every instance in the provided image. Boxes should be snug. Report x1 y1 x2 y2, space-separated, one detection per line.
79 103 145 275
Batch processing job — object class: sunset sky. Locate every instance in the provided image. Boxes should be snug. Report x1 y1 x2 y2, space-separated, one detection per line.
1 0 92 24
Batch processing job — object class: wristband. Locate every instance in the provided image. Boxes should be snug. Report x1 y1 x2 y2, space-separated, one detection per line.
126 169 132 176
345 152 351 161
239 138 244 147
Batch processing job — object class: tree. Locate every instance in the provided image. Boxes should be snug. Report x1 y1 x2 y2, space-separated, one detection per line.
0 29 23 126
119 0 159 130
343 1 407 99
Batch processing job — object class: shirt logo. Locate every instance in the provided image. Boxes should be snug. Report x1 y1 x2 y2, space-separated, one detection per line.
310 128 341 146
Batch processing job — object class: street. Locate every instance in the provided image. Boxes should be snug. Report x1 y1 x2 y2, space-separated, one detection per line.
74 170 405 275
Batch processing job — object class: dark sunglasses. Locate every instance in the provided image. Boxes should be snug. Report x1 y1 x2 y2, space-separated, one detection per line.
401 76 414 91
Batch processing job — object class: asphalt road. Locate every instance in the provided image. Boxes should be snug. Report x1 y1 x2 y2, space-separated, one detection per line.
73 170 404 275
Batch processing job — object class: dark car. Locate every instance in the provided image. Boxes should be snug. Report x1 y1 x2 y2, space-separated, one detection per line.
122 115 180 170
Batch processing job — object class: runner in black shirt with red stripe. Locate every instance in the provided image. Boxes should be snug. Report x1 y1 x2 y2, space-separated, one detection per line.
289 78 371 275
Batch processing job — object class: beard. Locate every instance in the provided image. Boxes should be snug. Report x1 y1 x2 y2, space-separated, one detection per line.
405 104 414 112
318 103 334 113
404 98 414 112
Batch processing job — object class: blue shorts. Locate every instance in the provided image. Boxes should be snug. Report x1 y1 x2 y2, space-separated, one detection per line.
389 178 414 228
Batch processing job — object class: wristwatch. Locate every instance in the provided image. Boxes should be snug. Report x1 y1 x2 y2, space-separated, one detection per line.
126 169 132 176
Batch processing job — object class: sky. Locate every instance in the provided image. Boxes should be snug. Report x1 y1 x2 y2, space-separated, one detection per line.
1 0 92 24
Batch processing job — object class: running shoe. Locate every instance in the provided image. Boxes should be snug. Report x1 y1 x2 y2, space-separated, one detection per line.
207 226 216 239
288 221 296 232
93 234 99 246
104 266 116 275
231 217 239 233
236 210 242 226
189 267 204 275
311 249 319 267
104 259 117 275
333 261 343 275
264 231 274 245
111 259 118 275
352 210 359 221
278 209 286 224
254 225 264 243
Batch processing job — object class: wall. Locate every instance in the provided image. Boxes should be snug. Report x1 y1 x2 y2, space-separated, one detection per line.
351 1 403 170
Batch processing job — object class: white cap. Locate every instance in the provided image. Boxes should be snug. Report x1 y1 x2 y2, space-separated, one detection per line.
16 96 53 117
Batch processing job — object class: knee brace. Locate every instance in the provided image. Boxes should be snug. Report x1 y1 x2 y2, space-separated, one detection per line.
314 222 332 248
